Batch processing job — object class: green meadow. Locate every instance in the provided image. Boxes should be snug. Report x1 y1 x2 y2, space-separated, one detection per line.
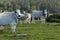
0 21 60 40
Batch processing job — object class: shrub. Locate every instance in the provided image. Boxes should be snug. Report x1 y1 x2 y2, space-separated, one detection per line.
46 14 60 22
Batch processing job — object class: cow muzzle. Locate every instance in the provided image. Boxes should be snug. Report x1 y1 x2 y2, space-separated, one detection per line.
18 15 20 19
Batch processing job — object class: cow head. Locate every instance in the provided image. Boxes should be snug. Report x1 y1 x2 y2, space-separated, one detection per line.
14 9 21 19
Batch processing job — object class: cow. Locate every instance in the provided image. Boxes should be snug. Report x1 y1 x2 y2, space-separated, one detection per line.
31 9 48 24
19 10 31 24
0 9 21 33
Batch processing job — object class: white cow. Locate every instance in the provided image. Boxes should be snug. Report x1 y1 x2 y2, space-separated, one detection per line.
0 9 21 33
31 9 48 24
19 10 31 24
25 13 31 23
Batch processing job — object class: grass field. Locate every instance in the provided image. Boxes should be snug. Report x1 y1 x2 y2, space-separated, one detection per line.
0 21 60 40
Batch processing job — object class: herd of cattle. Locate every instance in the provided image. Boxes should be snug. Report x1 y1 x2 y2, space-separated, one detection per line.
0 9 49 33
17 9 48 24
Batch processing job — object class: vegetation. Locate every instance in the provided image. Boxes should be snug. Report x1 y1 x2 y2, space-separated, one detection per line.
46 13 60 22
0 21 60 40
0 0 60 12
0 0 60 22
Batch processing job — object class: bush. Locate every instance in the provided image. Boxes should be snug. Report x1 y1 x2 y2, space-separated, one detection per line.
46 14 60 22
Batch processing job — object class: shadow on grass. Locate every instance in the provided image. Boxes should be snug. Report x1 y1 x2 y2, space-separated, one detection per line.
2 33 30 39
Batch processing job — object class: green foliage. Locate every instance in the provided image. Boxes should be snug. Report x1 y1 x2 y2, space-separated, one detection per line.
0 0 60 22
46 14 60 22
0 0 60 12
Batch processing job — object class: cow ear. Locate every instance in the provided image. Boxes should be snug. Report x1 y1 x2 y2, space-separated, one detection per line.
2 10 4 12
15 10 17 13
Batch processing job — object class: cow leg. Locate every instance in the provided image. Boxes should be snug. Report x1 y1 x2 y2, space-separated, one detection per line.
31 17 35 23
28 18 31 24
0 25 4 33
43 19 45 24
40 18 46 24
28 19 30 24
25 18 28 23
19 20 23 24
10 22 16 34
24 19 26 23
10 25 16 34
27 18 30 24
38 18 40 21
